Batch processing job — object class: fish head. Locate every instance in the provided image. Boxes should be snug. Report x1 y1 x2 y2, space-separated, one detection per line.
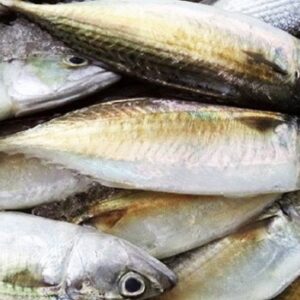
0 53 120 120
64 230 177 300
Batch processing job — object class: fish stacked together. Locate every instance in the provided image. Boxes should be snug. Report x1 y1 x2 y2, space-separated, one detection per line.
0 0 299 299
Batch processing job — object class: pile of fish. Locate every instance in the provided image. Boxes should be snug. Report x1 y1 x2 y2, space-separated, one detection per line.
0 0 299 299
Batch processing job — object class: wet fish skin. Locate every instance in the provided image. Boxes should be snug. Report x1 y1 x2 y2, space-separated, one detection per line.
71 191 280 259
157 192 300 300
0 18 120 120
1 98 300 196
203 0 300 37
0 212 176 300
0 0 299 113
0 152 94 209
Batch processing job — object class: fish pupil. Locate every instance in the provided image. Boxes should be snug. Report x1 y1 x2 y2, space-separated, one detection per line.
69 56 86 65
125 277 142 293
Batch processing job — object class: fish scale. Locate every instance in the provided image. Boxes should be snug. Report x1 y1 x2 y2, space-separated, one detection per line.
205 0 300 37
1 0 300 112
0 98 299 196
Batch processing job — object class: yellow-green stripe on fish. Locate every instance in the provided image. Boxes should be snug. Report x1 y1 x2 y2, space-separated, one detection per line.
1 98 300 196
0 0 300 112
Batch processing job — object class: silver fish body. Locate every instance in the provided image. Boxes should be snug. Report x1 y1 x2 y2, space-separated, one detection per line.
0 0 300 112
0 152 94 209
71 191 280 259
204 0 300 37
0 18 120 120
0 212 176 300
0 99 300 196
158 192 300 300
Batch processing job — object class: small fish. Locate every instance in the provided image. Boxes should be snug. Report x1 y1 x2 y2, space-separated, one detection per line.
0 99 299 196
157 191 300 300
0 18 120 120
276 278 300 300
0 212 176 300
68 191 280 259
0 152 94 209
203 0 300 37
0 0 300 112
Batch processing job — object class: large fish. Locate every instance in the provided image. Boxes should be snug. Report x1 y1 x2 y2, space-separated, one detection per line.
0 0 300 113
0 17 120 120
0 152 94 209
64 191 280 259
157 191 300 300
203 0 300 37
0 212 176 300
0 99 299 196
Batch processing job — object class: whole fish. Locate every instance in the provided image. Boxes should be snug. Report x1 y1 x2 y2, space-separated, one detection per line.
0 152 94 209
157 192 300 300
0 18 120 120
203 0 300 37
1 99 300 196
1 0 300 113
276 278 300 300
0 212 176 300
67 191 280 258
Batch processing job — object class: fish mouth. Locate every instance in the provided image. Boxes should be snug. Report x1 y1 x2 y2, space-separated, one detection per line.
13 70 120 117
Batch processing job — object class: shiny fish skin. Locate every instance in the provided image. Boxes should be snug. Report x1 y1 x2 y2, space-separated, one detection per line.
157 192 300 300
1 98 300 196
72 191 280 259
0 18 120 120
1 1 300 112
0 152 93 209
0 212 176 300
203 0 300 37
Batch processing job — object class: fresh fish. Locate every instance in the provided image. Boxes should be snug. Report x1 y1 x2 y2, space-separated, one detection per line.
1 99 300 196
0 152 94 210
276 278 300 300
0 212 176 300
0 18 120 120
157 192 300 300
203 0 300 37
67 191 280 259
1 0 300 113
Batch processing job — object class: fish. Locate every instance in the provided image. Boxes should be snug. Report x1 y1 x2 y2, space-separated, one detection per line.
0 212 176 300
276 278 300 300
202 0 300 37
0 99 300 196
0 17 120 120
0 152 95 210
0 0 300 113
157 191 300 300
66 191 280 259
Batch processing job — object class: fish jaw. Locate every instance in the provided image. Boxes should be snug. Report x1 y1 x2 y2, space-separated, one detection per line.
0 59 120 120
64 229 177 300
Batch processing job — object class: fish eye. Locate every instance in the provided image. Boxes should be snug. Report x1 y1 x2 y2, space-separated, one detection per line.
119 272 146 298
63 55 89 67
